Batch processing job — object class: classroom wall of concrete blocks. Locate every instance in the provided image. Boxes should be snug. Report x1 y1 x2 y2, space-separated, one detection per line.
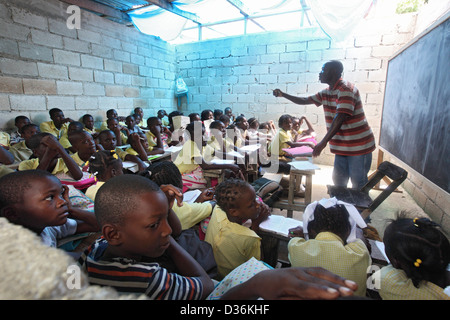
0 0 448 232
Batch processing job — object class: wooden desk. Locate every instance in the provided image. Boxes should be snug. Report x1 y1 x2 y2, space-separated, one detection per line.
272 167 315 218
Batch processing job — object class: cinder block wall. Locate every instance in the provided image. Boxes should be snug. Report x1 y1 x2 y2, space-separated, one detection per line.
175 10 417 168
0 0 177 129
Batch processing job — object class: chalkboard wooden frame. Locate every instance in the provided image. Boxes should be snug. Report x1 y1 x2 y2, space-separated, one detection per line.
379 12 450 194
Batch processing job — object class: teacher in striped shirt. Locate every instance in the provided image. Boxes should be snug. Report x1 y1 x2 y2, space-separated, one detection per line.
273 60 375 189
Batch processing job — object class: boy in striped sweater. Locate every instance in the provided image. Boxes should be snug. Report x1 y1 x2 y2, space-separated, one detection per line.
78 174 214 299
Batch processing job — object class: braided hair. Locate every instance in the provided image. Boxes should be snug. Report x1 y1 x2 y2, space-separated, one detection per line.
87 150 122 181
139 160 183 189
214 178 251 213
383 217 450 288
307 204 351 243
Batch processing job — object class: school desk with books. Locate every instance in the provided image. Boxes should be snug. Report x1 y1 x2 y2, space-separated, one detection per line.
258 214 303 267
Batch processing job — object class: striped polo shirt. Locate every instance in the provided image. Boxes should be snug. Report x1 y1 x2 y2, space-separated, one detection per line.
78 237 204 300
308 79 375 156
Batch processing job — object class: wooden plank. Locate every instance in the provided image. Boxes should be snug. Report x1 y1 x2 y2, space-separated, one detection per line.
61 0 131 22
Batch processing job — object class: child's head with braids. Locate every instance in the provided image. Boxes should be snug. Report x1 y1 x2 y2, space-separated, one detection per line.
307 204 352 243
140 160 183 189
214 178 260 223
88 150 123 182
383 217 450 289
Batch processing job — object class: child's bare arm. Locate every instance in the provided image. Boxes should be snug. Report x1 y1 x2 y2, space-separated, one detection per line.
62 185 100 234
43 135 83 180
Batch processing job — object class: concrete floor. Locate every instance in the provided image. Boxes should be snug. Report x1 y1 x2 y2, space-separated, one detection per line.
271 164 428 240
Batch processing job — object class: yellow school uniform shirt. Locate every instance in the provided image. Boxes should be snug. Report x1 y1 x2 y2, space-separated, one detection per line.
205 205 261 280
84 127 98 135
9 140 32 162
71 152 87 167
173 140 203 174
373 264 450 300
269 128 292 157
85 181 105 201
99 120 126 131
0 131 10 148
288 231 371 297
18 158 70 175
114 147 128 161
172 201 212 230
39 121 69 140
58 132 72 149
145 131 157 151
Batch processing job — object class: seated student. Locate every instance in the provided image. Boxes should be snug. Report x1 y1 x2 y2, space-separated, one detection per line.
224 107 235 122
231 115 249 148
157 109 170 127
133 107 146 129
125 115 142 135
68 131 97 168
78 174 215 299
100 109 126 131
106 117 128 146
84 150 123 201
0 169 99 247
205 178 270 280
189 112 201 123
81 114 99 139
10 115 31 145
247 117 260 141
9 123 40 163
126 132 164 162
146 116 165 151
39 108 73 141
140 161 214 231
213 109 223 120
218 114 231 129
97 130 146 172
373 217 450 300
19 133 83 181
167 110 183 133
59 121 84 153
292 116 317 147
288 199 371 297
269 114 312 161
174 121 241 192
201 109 214 122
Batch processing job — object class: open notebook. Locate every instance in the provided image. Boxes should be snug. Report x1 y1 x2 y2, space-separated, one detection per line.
259 214 302 238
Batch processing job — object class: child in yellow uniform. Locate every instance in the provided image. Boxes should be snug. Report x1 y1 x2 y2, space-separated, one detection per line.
85 150 123 201
288 198 371 296
18 133 82 181
205 179 270 280
373 217 450 300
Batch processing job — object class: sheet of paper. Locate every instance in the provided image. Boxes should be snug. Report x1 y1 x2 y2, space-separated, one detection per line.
165 145 183 153
210 158 235 165
374 240 390 263
183 189 202 203
288 161 320 171
240 143 261 152
172 115 190 130
226 150 245 159
259 214 302 237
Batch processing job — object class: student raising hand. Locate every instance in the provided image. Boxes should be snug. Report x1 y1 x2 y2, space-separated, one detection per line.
221 266 358 300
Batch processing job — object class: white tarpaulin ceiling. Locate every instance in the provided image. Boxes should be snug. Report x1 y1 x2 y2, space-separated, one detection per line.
124 0 376 43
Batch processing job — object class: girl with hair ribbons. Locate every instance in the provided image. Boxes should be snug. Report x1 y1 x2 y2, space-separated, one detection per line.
288 197 371 296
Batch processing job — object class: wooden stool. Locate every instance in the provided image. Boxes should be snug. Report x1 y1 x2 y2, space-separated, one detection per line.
273 168 315 218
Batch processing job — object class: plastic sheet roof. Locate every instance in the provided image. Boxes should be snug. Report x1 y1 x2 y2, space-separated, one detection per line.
86 0 377 43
